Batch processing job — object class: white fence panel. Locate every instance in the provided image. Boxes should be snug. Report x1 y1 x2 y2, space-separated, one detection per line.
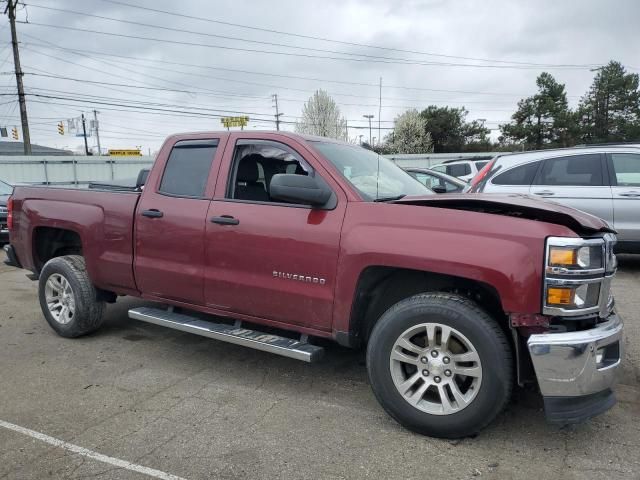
0 156 155 185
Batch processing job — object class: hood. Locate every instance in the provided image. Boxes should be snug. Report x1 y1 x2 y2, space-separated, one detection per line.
394 193 614 235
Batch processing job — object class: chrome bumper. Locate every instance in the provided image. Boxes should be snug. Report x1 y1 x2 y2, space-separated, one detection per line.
527 312 623 397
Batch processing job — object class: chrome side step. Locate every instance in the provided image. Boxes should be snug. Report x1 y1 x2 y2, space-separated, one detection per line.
128 307 324 362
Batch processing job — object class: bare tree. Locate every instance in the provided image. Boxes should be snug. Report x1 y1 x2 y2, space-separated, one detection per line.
385 109 433 154
295 89 347 140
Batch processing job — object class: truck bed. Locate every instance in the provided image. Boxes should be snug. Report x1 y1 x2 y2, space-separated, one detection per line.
10 185 141 294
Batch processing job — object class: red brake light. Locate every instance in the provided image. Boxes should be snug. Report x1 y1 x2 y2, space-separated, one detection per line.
469 158 496 191
7 196 13 230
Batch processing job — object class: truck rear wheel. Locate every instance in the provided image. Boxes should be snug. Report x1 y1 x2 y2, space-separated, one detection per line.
38 255 105 338
366 293 513 439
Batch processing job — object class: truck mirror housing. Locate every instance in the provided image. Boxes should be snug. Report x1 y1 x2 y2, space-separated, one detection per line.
269 174 332 207
136 169 150 189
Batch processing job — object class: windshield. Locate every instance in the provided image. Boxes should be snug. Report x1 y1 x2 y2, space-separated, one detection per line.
312 142 432 200
0 180 12 195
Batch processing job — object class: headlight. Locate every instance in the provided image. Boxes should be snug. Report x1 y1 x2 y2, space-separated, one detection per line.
545 282 601 310
547 244 603 273
543 236 616 317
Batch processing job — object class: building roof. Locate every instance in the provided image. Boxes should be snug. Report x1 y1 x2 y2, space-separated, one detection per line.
0 141 73 156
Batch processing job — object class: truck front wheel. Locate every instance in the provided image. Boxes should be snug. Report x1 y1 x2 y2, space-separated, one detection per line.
38 255 105 338
366 293 513 438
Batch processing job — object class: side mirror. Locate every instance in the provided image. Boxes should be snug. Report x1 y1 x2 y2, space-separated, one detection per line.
270 174 332 207
136 168 150 189
431 185 447 194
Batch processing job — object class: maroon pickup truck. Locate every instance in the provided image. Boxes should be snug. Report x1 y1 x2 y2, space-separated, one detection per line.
5 132 623 438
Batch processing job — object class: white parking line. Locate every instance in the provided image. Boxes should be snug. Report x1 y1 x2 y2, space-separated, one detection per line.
0 419 187 480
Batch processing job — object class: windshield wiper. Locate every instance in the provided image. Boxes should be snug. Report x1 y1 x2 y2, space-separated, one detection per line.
374 194 406 202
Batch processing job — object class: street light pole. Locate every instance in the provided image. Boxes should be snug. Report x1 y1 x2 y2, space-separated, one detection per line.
363 114 374 145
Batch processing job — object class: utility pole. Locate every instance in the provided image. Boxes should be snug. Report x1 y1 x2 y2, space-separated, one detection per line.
272 94 283 131
6 0 31 154
93 110 101 155
378 77 382 146
81 113 89 155
363 114 374 145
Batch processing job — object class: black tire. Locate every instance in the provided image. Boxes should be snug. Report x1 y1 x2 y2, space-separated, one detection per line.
366 293 513 439
38 255 105 338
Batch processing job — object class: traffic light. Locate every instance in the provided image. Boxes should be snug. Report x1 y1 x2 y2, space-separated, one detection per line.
57 121 64 135
11 127 18 140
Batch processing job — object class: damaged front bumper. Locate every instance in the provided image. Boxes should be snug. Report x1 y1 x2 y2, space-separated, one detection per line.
527 312 623 424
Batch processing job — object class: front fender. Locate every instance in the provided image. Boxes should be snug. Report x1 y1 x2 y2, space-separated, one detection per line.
331 202 578 335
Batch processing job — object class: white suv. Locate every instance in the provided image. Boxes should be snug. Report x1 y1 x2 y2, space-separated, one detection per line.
469 145 640 253
431 159 492 182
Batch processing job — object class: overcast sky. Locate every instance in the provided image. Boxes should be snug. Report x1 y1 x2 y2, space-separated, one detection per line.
0 0 638 154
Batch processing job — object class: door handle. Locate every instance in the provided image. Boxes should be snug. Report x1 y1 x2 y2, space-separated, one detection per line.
619 191 640 197
211 215 239 225
141 209 164 218
533 190 555 196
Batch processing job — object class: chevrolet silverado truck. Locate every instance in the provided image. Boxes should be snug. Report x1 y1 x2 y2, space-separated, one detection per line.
4 132 623 438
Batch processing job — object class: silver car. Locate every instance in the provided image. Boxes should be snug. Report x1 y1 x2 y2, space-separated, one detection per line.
470 145 640 253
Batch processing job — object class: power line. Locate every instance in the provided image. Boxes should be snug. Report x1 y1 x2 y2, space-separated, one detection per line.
19 35 538 108
20 43 271 102
19 95 397 130
22 52 518 106
93 0 603 69
21 37 546 98
24 3 603 71
20 21 599 71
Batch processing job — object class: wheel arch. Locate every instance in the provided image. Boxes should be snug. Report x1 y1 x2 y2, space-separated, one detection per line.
343 266 508 349
32 226 83 273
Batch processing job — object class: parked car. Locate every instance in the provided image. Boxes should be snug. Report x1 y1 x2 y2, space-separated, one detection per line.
431 157 493 182
469 144 640 253
5 132 622 438
405 167 467 193
0 179 13 244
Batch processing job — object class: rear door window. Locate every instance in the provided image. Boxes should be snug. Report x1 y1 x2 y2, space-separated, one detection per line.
537 154 604 186
492 161 541 185
446 163 471 177
159 139 218 197
474 161 489 170
611 153 640 186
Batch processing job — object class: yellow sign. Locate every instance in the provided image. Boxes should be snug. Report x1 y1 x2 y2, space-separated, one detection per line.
221 116 249 128
108 149 142 156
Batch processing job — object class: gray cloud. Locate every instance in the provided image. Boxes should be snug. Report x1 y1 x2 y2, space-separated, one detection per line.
1 0 637 152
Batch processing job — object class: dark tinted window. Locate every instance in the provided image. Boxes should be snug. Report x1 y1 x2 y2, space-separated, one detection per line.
447 163 471 177
611 153 640 186
474 161 489 170
159 140 218 197
538 155 603 186
493 161 541 185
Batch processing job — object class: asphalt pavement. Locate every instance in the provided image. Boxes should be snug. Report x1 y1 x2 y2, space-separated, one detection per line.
1 254 639 479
